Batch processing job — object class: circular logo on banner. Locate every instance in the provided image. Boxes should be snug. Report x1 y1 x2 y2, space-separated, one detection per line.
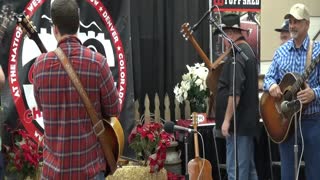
8 0 127 143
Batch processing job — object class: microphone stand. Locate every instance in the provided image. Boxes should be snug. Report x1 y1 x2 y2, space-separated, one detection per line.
184 133 189 179
294 101 302 180
191 6 214 32
294 113 298 180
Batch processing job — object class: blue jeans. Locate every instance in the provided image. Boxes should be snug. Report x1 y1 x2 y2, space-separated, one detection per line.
93 171 105 180
226 135 258 180
279 115 320 180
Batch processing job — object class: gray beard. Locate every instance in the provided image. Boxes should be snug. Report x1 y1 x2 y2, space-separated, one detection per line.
290 31 298 39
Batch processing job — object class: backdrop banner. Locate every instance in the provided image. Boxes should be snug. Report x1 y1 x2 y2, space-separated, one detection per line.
212 0 261 66
0 0 135 156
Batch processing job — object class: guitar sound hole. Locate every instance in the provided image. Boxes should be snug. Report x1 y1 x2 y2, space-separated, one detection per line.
283 90 293 101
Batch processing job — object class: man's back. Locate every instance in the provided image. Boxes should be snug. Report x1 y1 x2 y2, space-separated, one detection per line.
215 40 259 136
33 36 120 179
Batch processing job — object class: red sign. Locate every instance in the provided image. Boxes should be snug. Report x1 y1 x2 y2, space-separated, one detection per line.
213 0 261 12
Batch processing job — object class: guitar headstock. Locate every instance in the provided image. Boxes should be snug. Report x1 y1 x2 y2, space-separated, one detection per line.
191 112 198 130
180 23 193 41
15 13 38 41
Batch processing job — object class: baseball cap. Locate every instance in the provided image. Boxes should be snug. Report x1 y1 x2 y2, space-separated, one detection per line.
284 3 310 21
275 20 289 32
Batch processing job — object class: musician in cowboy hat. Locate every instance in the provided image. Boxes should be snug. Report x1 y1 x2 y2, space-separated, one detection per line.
214 13 249 36
213 13 260 180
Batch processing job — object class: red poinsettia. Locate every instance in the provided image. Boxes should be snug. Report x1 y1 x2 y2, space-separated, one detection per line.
3 126 43 179
128 122 174 173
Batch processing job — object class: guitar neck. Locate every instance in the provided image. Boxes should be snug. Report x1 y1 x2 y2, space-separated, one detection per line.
33 35 47 53
291 54 320 94
192 113 200 158
188 34 212 68
193 127 200 158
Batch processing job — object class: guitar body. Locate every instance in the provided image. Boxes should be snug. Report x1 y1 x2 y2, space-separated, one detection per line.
260 72 304 143
102 117 125 175
188 157 213 180
206 64 224 117
206 62 224 93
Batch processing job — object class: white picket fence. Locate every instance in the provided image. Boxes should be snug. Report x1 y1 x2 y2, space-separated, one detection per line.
133 93 209 124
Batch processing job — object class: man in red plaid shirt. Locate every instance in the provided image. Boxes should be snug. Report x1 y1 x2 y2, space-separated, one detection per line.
33 0 120 179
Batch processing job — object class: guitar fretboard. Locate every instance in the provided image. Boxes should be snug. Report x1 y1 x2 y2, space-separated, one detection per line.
290 54 320 94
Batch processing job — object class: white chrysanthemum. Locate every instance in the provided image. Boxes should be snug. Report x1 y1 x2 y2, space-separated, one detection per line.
176 95 184 103
194 63 202 68
195 78 203 86
182 73 191 81
181 80 190 89
173 62 209 104
200 84 206 91
173 85 180 95
197 67 209 80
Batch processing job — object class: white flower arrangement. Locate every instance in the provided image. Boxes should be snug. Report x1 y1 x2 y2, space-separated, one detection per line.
173 63 209 112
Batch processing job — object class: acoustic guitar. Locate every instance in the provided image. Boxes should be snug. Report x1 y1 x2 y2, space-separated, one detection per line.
259 54 320 143
181 23 229 118
188 112 213 180
180 22 226 94
16 13 124 175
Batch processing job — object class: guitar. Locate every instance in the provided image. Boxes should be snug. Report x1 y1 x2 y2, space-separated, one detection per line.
180 22 225 93
259 54 320 143
188 112 213 180
15 13 124 175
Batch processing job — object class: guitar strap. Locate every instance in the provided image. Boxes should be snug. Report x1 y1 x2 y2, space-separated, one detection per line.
54 47 118 173
306 40 314 69
211 48 230 69
54 47 105 136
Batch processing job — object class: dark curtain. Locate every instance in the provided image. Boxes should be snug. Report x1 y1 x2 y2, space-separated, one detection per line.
130 0 210 120
130 1 272 179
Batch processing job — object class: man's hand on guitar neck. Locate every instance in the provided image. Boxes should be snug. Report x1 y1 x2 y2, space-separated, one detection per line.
297 83 315 104
269 84 283 99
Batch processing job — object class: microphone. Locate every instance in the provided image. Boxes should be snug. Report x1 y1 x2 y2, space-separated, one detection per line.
280 99 302 113
191 6 215 31
164 121 197 133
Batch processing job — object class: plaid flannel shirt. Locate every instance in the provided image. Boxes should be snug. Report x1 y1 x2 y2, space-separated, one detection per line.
33 36 120 179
